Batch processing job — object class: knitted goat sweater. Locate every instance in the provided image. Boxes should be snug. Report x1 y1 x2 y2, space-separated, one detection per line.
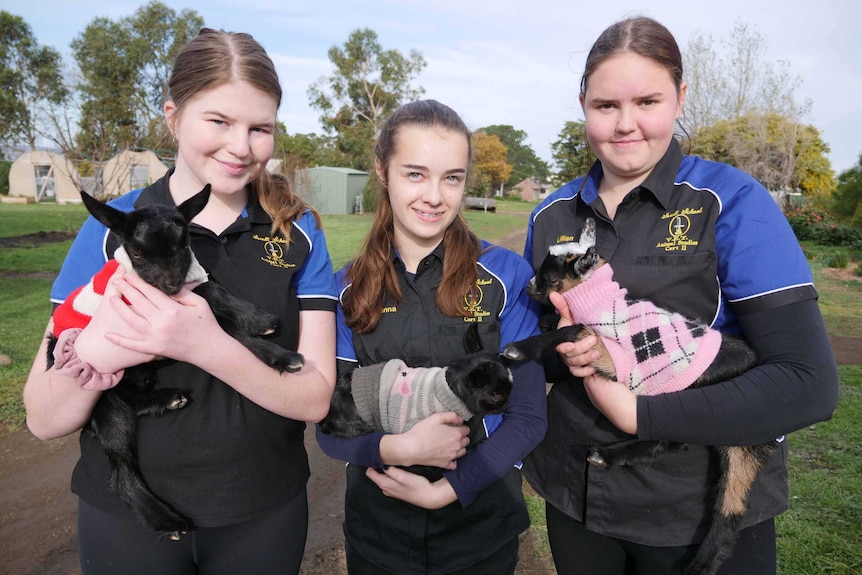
52 246 209 336
561 263 722 395
349 359 474 433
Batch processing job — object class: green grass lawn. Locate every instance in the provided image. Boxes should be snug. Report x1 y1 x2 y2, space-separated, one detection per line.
1 200 860 574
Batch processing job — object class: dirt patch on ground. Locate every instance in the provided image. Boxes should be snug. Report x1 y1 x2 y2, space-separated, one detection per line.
821 266 862 282
0 230 77 248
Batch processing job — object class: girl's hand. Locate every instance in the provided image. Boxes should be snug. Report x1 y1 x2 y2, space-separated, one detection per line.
379 411 470 469
102 272 219 365
366 466 458 509
583 374 638 435
73 266 158 373
549 291 599 377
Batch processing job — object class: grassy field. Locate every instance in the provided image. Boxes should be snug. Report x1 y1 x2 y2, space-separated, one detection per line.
1 199 860 574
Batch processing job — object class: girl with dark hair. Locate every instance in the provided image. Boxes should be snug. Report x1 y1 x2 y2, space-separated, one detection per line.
524 16 838 575
316 99 547 574
24 28 337 574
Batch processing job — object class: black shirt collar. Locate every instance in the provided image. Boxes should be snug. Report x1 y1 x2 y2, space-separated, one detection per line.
577 138 684 211
132 167 273 229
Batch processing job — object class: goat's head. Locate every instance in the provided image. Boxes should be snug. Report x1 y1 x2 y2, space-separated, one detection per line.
79 185 211 294
526 218 604 304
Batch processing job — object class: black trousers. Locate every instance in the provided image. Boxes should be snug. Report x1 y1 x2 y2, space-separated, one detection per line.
77 490 308 575
546 501 776 575
345 535 520 575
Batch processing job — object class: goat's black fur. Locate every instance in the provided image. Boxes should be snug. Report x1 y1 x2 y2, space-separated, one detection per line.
320 324 511 439
46 186 304 539
319 325 512 482
502 221 777 575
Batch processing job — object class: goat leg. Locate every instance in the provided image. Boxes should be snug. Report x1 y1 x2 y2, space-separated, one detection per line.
194 282 304 372
89 391 194 540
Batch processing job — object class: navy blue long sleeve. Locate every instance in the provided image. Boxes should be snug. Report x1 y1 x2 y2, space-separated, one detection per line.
639 297 839 446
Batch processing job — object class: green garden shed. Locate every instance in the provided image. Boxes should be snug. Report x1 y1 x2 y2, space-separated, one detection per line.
296 166 368 215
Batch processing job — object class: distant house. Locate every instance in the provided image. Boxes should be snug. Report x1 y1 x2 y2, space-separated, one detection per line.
295 166 368 215
7 151 81 203
102 150 169 198
511 177 550 202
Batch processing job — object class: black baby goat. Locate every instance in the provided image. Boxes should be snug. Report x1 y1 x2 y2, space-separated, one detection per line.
503 218 777 575
47 186 304 540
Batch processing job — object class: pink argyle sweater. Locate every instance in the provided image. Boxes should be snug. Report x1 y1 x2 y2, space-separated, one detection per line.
561 264 721 396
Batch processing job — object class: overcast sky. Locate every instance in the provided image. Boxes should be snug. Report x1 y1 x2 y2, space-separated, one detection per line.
8 0 862 175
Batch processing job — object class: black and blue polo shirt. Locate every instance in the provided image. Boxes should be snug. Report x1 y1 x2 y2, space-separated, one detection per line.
316 240 547 574
54 171 338 527
523 139 833 546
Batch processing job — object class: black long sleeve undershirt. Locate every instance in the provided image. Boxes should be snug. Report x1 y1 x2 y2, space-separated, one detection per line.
638 297 839 446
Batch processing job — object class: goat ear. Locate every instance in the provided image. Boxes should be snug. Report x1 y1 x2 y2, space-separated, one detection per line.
464 322 483 354
177 184 211 223
578 218 597 249
79 191 128 233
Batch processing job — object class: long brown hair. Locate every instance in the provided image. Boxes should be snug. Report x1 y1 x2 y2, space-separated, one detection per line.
343 100 482 334
167 28 319 238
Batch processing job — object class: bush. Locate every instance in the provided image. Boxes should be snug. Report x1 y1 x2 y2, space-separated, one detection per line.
785 207 862 246
825 253 850 268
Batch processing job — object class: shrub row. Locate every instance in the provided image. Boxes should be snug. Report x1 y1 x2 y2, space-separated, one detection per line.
785 207 862 247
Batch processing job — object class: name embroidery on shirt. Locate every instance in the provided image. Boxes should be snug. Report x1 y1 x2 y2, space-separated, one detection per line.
656 208 703 252
255 234 296 269
463 279 492 323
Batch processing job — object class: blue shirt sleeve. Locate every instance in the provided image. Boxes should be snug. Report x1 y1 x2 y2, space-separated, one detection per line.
444 248 547 506
51 216 110 305
292 211 338 311
314 264 387 467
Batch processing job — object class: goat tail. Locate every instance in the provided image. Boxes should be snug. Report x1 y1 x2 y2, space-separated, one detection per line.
685 443 777 575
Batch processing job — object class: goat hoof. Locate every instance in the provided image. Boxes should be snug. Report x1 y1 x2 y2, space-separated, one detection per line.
501 345 526 361
167 395 189 410
168 531 182 541
274 352 305 373
587 451 608 467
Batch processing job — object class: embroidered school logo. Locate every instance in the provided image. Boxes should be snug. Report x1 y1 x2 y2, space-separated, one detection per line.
254 234 296 269
655 208 702 252
463 279 492 323
669 214 690 238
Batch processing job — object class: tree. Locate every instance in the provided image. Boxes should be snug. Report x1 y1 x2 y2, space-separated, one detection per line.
477 124 549 187
468 132 511 197
683 21 811 137
832 154 862 228
691 113 834 197
0 11 67 150
308 28 426 171
276 130 345 172
550 120 591 187
71 1 202 157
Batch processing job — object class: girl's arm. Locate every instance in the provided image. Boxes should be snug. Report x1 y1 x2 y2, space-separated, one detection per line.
101 273 336 422
24 320 104 440
637 297 839 445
